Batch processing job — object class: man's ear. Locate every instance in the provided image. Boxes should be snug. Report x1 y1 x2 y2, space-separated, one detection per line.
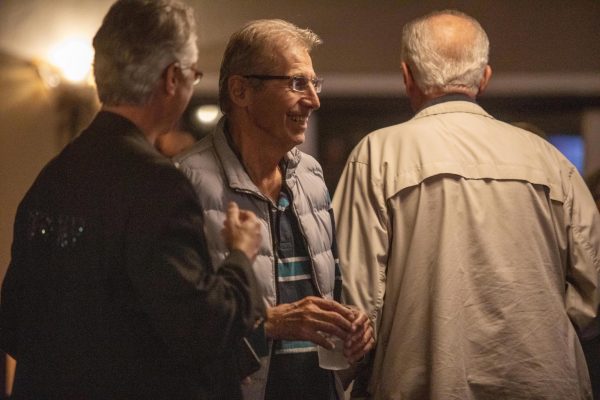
401 62 416 94
401 61 426 112
163 63 179 96
228 75 251 107
478 65 493 94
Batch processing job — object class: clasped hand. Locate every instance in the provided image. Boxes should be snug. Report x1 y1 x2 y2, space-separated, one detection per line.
265 296 374 364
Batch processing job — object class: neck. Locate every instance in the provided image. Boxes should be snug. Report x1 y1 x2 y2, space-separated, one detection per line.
420 92 476 110
102 101 173 146
413 89 477 113
226 119 285 201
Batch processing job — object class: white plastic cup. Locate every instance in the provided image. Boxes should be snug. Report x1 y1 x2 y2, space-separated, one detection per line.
317 334 350 370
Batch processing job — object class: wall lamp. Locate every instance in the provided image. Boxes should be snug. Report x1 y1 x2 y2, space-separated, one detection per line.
35 37 99 144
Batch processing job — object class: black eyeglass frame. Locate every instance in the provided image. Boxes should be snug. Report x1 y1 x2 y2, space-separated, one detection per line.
243 74 323 94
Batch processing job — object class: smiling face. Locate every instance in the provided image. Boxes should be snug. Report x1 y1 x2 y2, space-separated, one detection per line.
245 44 320 153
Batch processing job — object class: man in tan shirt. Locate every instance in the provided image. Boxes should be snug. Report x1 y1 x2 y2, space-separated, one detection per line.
333 10 600 400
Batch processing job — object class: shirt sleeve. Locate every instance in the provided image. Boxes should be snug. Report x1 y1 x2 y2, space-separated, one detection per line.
332 155 389 338
564 168 600 332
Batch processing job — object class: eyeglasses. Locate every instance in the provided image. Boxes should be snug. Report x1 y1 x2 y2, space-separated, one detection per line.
178 64 204 85
243 75 323 94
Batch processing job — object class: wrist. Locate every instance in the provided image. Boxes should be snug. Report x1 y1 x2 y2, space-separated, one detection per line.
264 307 276 338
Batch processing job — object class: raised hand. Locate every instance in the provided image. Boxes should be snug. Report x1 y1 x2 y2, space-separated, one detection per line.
222 202 262 262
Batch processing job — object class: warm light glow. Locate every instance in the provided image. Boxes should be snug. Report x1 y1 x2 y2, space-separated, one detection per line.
36 62 62 88
48 38 94 83
194 105 221 126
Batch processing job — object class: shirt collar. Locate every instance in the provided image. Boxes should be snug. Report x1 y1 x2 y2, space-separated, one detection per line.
420 93 476 112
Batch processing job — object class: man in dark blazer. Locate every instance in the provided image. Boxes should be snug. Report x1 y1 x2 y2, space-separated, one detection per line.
0 0 264 399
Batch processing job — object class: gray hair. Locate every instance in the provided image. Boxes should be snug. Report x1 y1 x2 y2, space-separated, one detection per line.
401 10 489 96
93 0 197 106
218 19 322 114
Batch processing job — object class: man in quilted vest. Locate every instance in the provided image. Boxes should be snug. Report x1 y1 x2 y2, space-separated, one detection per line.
176 19 374 400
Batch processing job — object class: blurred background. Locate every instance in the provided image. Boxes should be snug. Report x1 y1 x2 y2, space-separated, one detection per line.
1 0 600 393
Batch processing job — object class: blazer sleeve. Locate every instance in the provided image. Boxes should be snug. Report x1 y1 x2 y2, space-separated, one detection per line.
0 202 30 359
125 166 264 369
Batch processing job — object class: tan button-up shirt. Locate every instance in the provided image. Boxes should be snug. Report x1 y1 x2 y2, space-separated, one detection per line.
333 100 600 399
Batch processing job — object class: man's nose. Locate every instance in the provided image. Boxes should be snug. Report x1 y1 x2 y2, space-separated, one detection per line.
302 84 320 110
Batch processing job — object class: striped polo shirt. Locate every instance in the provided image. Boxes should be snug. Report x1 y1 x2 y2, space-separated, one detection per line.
265 185 337 400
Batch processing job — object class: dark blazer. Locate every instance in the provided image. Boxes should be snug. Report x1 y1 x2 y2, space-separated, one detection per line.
0 111 263 399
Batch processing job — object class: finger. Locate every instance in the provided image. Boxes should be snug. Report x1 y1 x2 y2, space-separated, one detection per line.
226 201 240 222
345 323 367 346
305 297 355 322
315 309 355 334
347 328 370 353
349 311 369 333
345 327 366 348
348 338 375 364
345 327 375 362
292 297 354 331
282 305 352 341
306 331 335 349
348 342 372 364
346 340 373 363
304 316 354 341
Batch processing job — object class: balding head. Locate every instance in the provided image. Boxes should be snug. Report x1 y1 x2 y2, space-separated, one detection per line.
401 10 490 98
